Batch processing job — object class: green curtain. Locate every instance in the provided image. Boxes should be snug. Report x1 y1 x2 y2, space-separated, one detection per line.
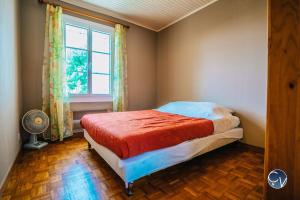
113 24 128 112
42 4 73 141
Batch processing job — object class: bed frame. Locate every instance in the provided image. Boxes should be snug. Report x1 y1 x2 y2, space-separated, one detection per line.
84 128 243 196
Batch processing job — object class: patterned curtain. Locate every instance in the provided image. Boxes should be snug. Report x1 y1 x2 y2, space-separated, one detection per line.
113 24 128 112
42 4 73 141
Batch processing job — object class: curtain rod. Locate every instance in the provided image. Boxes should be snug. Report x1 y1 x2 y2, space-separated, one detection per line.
38 0 130 29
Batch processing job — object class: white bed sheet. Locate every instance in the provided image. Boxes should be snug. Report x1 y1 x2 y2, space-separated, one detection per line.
84 128 243 183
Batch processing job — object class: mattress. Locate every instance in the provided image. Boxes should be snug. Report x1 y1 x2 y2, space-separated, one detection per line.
84 127 243 183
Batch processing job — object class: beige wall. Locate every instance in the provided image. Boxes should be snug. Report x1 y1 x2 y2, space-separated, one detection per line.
20 0 157 113
20 0 267 148
0 0 22 188
157 0 268 147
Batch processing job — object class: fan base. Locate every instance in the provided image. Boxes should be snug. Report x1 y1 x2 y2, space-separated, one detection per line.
24 141 48 150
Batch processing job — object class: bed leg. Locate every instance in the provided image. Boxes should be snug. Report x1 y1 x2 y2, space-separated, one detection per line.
125 182 134 196
87 142 92 150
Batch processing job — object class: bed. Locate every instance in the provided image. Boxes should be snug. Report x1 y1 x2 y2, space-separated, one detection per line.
81 102 243 195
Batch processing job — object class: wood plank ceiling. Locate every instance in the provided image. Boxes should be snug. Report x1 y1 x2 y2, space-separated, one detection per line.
61 0 219 31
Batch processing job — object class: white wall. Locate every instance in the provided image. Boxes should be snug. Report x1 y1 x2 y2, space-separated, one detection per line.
0 0 22 188
157 0 268 147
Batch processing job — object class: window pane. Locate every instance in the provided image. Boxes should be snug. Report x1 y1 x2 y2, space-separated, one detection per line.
92 31 110 53
66 48 88 95
66 25 87 49
92 74 110 94
92 52 110 74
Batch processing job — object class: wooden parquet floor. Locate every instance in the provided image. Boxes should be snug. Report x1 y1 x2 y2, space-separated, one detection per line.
0 137 264 200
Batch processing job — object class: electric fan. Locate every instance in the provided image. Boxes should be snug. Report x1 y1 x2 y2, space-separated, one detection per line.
22 109 49 149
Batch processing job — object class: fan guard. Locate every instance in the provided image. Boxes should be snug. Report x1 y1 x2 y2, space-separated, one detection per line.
22 109 49 149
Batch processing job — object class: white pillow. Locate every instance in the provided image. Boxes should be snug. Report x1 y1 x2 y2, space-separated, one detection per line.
156 101 240 133
157 101 233 118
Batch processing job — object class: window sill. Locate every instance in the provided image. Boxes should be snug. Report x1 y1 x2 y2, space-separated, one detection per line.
69 96 112 103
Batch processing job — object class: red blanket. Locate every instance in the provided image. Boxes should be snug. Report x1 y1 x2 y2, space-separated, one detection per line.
81 110 214 159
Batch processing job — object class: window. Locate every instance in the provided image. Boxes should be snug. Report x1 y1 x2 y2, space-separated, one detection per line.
63 15 114 102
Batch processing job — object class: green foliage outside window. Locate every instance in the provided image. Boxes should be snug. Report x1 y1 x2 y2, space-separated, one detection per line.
66 49 88 94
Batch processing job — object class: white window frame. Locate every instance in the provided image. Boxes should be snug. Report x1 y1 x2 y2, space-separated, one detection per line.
63 14 114 103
